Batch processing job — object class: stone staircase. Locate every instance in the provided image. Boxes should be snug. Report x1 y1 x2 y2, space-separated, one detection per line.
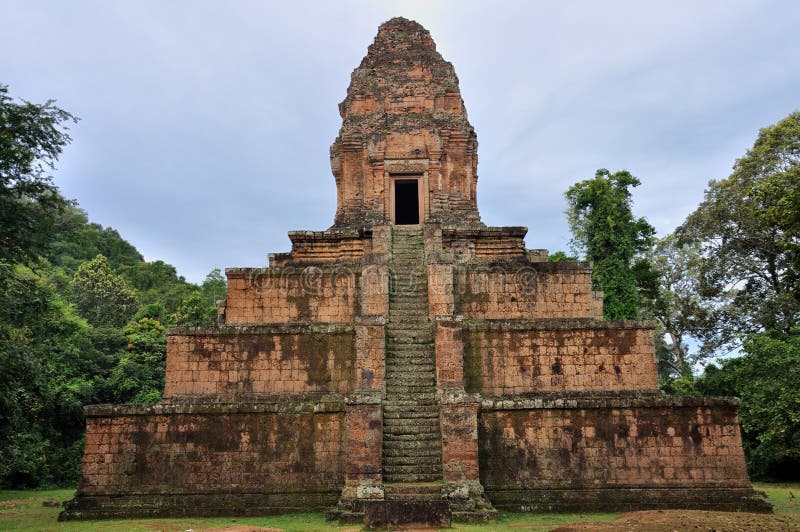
383 225 443 486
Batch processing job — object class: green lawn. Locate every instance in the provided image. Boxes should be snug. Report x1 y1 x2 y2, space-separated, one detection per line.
0 483 797 531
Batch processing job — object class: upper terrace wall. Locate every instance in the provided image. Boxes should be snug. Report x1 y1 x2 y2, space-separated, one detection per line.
453 260 595 319
225 263 389 324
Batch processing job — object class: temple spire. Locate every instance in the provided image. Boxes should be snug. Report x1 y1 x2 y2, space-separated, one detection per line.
330 17 481 228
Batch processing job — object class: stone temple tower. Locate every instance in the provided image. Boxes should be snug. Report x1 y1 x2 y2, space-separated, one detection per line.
62 18 770 527
331 17 480 228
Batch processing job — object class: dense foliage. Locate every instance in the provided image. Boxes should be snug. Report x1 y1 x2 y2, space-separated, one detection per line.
678 112 800 350
565 169 656 319
0 85 223 488
564 112 800 480
0 84 76 264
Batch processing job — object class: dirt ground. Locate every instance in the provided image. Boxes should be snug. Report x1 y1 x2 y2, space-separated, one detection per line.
552 509 800 531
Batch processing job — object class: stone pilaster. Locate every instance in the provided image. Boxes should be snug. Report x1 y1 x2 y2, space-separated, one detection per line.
355 317 385 392
336 391 384 517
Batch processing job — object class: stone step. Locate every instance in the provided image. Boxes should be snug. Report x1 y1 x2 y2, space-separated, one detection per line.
383 445 441 457
387 333 434 343
383 413 438 422
390 287 426 294
385 359 435 367
383 402 439 413
384 417 438 426
388 317 432 324
383 432 441 442
386 342 434 349
383 473 442 483
386 349 434 356
385 354 435 362
383 443 441 454
385 377 435 387
388 301 428 308
384 394 438 402
383 428 440 437
383 460 441 470
385 361 435 370
386 320 434 332
386 360 435 369
389 291 428 298
383 482 442 500
385 384 438 395
383 464 442 475
386 323 432 331
386 343 435 352
384 373 435 382
384 390 437 399
388 316 429 324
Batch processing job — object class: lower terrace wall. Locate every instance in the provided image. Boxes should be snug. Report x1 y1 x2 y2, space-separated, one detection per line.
478 395 770 513
463 319 658 395
60 400 345 519
165 325 356 401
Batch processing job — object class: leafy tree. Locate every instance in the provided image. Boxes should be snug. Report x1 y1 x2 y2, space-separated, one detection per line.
678 112 800 348
642 235 715 380
46 205 143 274
119 260 195 314
565 169 656 319
0 263 113 487
108 318 166 403
696 329 800 480
0 84 77 263
172 291 217 326
547 251 577 262
69 255 138 328
201 268 227 304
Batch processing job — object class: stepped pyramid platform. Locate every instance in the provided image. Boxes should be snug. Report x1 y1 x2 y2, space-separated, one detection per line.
62 17 770 526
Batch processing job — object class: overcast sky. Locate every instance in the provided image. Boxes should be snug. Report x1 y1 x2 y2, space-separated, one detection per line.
2 1 799 283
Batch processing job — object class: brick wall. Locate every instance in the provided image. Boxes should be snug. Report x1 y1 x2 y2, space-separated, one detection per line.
454 261 594 319
287 230 371 262
225 266 360 324
463 320 658 395
479 396 751 492
165 325 356 400
442 227 527 260
78 402 344 499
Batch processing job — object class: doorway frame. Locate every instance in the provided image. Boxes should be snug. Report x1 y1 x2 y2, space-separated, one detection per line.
390 174 424 225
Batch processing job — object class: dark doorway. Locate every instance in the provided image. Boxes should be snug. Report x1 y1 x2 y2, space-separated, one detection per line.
394 179 419 224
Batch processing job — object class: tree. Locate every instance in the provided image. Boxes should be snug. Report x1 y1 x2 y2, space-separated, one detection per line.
696 329 800 480
565 169 656 320
678 112 800 348
46 205 143 274
108 317 166 404
0 84 77 263
201 268 227 304
643 235 715 380
69 255 138 328
172 291 217 326
547 251 577 262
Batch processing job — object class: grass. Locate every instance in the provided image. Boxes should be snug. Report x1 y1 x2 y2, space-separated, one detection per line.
0 483 796 531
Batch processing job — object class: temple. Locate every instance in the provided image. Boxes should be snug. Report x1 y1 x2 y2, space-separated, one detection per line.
61 18 770 526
